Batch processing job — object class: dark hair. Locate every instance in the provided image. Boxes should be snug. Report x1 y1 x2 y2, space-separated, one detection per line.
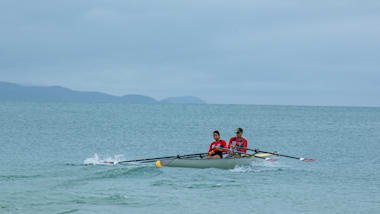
236 128 243 133
213 130 220 136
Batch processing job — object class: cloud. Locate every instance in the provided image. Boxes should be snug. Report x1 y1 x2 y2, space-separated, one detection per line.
0 0 379 106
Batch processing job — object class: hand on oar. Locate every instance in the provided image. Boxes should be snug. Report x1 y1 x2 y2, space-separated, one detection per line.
236 146 316 162
102 153 208 165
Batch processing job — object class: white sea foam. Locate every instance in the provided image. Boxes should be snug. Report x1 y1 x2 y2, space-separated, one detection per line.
229 159 286 173
229 165 257 173
83 153 125 165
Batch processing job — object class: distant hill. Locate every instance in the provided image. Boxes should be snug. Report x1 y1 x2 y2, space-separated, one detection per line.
161 96 206 104
0 81 205 104
120 94 158 103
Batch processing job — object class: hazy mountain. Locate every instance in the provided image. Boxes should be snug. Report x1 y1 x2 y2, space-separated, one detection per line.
160 96 206 104
120 94 158 103
0 81 205 104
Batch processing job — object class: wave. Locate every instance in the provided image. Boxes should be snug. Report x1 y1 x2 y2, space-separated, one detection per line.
67 193 148 207
91 165 161 179
229 160 287 173
82 153 162 178
0 174 41 181
56 164 161 190
57 209 80 214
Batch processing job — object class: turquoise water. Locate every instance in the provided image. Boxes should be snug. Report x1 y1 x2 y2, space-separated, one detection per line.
1 102 380 214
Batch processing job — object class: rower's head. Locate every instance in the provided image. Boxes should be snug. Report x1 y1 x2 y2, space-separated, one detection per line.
213 130 220 141
235 128 243 137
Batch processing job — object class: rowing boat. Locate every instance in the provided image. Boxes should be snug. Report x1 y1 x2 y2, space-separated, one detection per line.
156 156 257 169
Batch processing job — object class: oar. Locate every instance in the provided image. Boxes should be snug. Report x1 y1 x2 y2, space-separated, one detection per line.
236 146 315 162
258 150 316 162
137 153 208 163
103 153 208 165
220 147 278 161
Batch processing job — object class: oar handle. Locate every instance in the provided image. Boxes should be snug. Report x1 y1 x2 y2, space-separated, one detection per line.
219 147 246 154
235 146 258 153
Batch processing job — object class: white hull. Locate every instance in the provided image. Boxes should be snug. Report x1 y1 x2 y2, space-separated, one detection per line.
156 157 256 169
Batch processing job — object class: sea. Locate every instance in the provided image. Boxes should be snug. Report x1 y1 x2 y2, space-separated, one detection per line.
1 102 379 214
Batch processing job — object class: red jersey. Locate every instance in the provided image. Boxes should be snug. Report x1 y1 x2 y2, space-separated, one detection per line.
208 140 228 153
228 137 248 152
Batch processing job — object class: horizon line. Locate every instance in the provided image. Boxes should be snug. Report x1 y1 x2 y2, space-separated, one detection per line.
1 80 379 108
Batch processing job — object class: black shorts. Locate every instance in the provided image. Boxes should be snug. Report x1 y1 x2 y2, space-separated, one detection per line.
212 151 223 158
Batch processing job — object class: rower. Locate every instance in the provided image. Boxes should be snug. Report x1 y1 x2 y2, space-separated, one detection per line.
207 130 228 159
228 128 248 157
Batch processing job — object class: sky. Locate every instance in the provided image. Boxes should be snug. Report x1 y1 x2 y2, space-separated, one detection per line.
0 0 379 106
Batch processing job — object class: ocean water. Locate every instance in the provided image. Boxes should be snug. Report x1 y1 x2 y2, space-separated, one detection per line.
0 102 379 214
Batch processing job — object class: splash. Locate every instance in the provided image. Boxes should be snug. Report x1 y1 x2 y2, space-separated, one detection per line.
84 153 125 165
229 159 286 173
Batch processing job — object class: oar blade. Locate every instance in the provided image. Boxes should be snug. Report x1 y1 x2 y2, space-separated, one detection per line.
254 153 273 158
101 161 116 165
302 158 316 162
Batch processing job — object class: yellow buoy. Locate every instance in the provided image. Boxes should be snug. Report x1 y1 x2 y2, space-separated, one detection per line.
156 160 162 167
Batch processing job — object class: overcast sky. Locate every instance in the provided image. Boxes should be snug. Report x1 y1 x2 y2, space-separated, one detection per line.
0 0 379 106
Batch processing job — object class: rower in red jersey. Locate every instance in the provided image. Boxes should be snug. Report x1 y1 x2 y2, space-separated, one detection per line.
207 130 228 159
228 128 248 155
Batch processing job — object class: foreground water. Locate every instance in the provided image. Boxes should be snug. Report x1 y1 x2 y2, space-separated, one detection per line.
0 102 379 214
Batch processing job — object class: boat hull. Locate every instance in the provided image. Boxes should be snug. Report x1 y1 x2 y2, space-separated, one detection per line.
156 157 256 169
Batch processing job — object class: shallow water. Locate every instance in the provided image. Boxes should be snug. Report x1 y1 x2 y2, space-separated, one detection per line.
1 102 379 213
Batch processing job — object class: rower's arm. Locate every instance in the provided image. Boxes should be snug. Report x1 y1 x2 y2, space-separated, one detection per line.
227 138 233 149
242 139 248 152
208 143 213 153
222 140 229 153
